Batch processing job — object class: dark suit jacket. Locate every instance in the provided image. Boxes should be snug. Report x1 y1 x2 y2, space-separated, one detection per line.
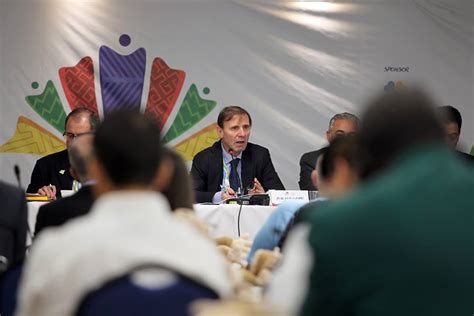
191 141 285 203
34 185 95 237
0 181 27 269
298 147 327 191
26 149 74 197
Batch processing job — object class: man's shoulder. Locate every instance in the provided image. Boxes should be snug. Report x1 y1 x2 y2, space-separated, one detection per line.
40 187 93 212
456 150 474 164
0 181 21 195
36 149 68 164
0 181 23 200
193 141 220 160
301 147 326 159
246 142 270 154
38 194 72 215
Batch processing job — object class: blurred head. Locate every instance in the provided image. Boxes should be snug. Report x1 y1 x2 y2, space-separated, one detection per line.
68 134 94 182
217 106 252 155
90 111 163 195
312 135 359 199
436 105 462 148
156 148 195 211
358 88 445 179
326 112 360 143
63 107 99 148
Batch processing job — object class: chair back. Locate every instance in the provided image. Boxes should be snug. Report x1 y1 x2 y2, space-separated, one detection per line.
77 266 219 316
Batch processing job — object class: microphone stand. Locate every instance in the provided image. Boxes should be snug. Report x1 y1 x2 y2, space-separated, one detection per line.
14 164 22 189
229 149 245 237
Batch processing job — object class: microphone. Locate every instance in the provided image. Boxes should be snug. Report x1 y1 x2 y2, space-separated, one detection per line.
14 164 22 189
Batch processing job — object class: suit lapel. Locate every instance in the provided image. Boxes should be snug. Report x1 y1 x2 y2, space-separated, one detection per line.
210 141 224 191
241 144 252 190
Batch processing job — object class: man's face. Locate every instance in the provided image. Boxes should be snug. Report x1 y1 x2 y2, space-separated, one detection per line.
217 114 251 155
64 114 92 148
326 119 357 143
444 122 460 148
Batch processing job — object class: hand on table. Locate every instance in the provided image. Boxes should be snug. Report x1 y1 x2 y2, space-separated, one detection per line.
221 187 237 200
38 185 57 200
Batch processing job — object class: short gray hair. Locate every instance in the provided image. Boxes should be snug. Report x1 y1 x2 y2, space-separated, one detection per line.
328 112 360 131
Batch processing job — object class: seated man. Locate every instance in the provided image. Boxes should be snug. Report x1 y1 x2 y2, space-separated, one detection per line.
16 111 231 316
299 112 359 190
26 107 99 200
34 134 96 237
436 105 474 163
191 106 285 203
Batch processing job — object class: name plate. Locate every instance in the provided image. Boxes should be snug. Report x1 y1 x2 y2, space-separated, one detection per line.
267 190 310 206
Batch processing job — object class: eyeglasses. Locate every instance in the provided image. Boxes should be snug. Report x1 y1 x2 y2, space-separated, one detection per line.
63 132 93 141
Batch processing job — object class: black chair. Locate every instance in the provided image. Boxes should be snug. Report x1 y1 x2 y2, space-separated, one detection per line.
77 266 219 316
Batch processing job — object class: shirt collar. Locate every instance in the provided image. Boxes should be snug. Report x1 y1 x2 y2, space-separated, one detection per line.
221 142 242 164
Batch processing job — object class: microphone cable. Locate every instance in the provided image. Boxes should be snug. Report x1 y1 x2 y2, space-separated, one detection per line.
236 196 244 237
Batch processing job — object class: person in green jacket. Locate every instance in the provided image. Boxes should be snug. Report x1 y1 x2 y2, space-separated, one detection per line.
300 88 474 316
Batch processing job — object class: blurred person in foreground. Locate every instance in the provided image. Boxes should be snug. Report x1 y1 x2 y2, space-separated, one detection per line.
16 111 232 316
436 105 474 163
0 181 27 273
299 112 359 191
287 88 474 316
159 147 195 211
247 135 359 263
34 134 96 237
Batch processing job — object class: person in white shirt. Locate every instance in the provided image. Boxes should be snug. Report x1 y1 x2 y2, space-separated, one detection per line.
16 111 232 316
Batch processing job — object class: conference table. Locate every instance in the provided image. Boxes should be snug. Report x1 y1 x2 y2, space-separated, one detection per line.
27 202 276 244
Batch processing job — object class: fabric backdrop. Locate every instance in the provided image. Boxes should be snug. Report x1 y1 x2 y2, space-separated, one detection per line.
1 0 472 189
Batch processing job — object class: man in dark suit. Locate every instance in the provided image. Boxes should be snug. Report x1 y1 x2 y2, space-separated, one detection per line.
299 112 359 190
34 134 95 236
0 181 27 272
436 105 474 164
191 106 284 203
27 107 99 200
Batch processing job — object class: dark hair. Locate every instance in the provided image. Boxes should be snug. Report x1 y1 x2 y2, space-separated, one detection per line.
328 112 360 131
93 111 163 186
217 106 252 128
319 135 359 181
65 107 99 132
68 135 93 180
436 105 462 133
161 148 195 210
359 88 444 179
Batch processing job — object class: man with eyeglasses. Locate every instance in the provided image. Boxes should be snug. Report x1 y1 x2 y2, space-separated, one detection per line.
26 107 99 199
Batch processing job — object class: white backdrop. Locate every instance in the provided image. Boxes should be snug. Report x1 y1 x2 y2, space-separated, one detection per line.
1 0 472 189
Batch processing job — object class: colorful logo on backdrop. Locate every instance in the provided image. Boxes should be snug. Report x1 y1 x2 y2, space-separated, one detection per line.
0 34 220 160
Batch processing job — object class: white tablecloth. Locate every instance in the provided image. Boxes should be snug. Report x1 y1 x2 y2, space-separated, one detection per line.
27 202 275 241
194 204 276 239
